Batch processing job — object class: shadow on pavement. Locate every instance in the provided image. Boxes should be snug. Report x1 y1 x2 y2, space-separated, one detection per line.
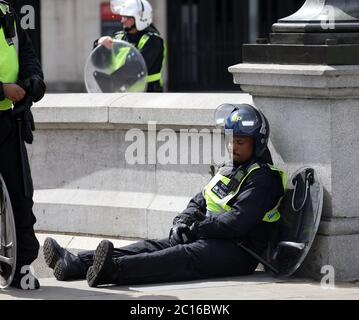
0 283 178 300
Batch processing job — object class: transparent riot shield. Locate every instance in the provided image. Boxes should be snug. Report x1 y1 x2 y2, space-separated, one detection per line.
85 40 148 93
0 174 16 289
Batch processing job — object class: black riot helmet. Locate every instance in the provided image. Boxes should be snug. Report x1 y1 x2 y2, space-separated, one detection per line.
215 103 270 159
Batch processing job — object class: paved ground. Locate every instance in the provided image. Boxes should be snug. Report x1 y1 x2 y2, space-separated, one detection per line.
1 233 359 300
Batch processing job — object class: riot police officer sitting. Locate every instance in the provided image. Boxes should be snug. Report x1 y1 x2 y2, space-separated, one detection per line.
43 104 286 288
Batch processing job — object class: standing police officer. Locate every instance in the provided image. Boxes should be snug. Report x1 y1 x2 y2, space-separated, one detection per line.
43 104 286 287
96 0 166 92
0 0 45 289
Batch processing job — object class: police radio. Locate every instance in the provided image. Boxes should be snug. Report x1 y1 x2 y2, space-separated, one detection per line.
0 0 16 39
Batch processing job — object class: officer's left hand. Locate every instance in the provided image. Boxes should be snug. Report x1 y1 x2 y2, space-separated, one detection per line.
169 222 199 246
24 75 46 102
169 223 189 246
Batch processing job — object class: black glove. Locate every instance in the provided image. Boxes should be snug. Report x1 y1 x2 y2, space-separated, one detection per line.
24 75 46 102
169 222 199 246
169 223 189 246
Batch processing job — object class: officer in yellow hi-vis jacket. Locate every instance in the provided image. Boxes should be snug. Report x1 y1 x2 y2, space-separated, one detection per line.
0 0 45 289
43 104 286 288
95 0 166 92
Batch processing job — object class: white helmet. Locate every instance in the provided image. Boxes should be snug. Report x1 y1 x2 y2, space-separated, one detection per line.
110 0 124 14
115 0 153 31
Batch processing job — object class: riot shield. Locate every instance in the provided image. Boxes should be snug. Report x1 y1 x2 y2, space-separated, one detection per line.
267 167 324 277
0 174 17 289
85 40 148 93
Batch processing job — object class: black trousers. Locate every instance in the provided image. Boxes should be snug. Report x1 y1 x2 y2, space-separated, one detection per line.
78 238 259 285
0 111 39 268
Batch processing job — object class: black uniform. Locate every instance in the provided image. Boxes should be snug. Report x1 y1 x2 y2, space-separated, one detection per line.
0 12 44 273
76 156 284 285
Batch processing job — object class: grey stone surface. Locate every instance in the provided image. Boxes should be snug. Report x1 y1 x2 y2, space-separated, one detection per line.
229 63 359 98
300 234 359 282
33 190 191 239
331 102 359 218
109 93 252 127
146 193 191 239
32 93 122 123
319 217 359 236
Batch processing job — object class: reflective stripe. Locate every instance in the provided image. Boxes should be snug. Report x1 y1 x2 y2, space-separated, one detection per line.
0 2 8 14
111 47 131 71
137 33 165 85
203 163 286 223
146 73 161 83
160 41 167 86
0 3 19 111
137 34 150 51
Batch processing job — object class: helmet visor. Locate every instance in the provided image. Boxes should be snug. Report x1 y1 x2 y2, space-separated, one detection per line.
214 104 237 127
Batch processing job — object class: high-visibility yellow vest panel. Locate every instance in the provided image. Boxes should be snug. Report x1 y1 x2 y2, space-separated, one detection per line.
203 163 286 223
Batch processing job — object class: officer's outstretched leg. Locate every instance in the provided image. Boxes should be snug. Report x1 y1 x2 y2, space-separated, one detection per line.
86 238 259 287
43 238 89 281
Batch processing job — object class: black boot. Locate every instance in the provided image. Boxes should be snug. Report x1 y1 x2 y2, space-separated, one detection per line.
86 240 121 287
43 237 88 281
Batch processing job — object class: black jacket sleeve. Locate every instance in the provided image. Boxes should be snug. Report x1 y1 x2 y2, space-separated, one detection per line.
197 168 284 240
15 14 43 82
173 192 207 226
140 35 163 72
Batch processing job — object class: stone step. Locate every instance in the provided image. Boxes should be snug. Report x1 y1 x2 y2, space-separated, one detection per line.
34 189 191 239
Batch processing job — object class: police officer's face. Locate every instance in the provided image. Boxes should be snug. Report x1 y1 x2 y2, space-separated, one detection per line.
227 136 254 164
121 16 136 29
